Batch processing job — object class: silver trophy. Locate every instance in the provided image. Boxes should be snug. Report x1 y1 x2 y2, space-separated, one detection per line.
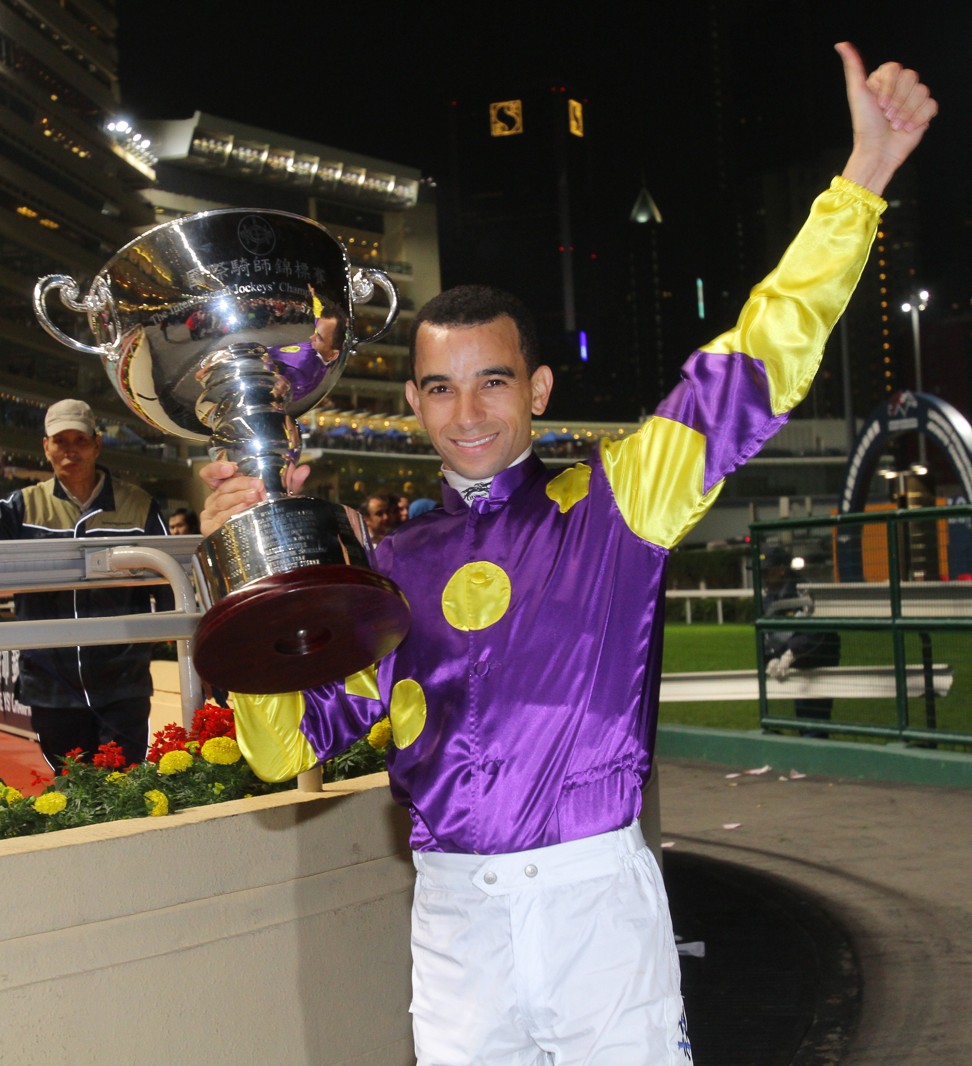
34 209 410 694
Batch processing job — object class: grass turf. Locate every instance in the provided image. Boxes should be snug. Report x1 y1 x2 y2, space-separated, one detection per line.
660 624 760 730
660 623 971 743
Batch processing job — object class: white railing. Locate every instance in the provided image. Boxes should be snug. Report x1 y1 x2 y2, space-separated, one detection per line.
666 587 754 624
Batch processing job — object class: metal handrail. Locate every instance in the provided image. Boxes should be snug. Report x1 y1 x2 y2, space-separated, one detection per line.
0 535 204 725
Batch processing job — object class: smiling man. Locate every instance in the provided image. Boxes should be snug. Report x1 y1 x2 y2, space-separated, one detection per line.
0 399 168 768
200 43 937 1065
404 299 553 484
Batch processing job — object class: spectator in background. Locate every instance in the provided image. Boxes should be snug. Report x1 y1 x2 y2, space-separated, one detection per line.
167 507 200 535
359 493 394 548
761 545 841 737
384 493 406 528
0 399 168 767
408 497 438 520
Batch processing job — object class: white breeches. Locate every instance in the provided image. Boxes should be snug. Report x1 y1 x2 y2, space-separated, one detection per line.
410 821 692 1065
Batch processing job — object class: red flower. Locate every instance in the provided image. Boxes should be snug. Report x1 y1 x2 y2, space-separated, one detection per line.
92 741 127 769
189 703 236 744
144 704 237 762
146 722 190 763
60 747 86 774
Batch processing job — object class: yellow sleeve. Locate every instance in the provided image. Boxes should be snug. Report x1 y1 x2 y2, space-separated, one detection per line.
230 691 319 783
705 175 886 415
601 419 724 549
603 177 885 549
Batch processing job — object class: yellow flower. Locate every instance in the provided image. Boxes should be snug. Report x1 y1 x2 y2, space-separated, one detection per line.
201 737 241 765
158 749 194 775
34 791 67 816
144 789 169 817
3 786 24 804
105 771 126 784
212 782 225 794
367 717 393 751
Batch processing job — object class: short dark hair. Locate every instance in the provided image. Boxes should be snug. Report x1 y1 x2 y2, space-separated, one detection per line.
168 507 200 534
316 295 348 349
359 493 389 517
408 285 540 380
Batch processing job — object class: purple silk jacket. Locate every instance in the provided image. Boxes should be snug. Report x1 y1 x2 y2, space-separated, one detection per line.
234 176 886 854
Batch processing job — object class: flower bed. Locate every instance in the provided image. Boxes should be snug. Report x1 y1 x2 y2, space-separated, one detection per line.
0 773 416 1063
0 702 391 839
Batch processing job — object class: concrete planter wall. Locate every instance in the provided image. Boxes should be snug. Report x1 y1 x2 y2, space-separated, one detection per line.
1 774 416 1065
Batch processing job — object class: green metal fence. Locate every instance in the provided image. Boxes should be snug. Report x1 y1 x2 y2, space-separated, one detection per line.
750 505 972 747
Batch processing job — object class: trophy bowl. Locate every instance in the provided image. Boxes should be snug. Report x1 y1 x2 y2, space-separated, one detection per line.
34 208 410 694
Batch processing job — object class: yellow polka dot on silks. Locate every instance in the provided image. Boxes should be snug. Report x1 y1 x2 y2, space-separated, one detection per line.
441 561 512 631
390 679 427 749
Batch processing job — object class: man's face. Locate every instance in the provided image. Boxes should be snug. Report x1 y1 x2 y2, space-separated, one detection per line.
364 497 393 539
43 430 101 489
168 514 191 535
765 564 791 590
404 316 552 481
310 316 341 364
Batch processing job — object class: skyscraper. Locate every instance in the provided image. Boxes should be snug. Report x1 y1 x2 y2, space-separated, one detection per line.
0 0 169 483
441 82 610 416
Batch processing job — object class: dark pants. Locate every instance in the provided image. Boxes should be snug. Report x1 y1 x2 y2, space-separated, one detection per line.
796 698 832 738
31 696 151 769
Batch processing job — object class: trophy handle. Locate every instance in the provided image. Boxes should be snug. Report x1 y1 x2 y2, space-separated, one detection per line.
350 267 399 343
33 274 121 360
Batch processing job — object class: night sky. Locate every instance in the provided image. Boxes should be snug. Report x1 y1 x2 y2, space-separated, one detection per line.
118 1 968 307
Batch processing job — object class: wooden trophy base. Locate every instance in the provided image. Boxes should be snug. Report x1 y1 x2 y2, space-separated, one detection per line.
193 564 410 694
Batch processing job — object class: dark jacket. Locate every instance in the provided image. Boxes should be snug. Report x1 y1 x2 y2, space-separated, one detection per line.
762 578 841 668
0 466 167 709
